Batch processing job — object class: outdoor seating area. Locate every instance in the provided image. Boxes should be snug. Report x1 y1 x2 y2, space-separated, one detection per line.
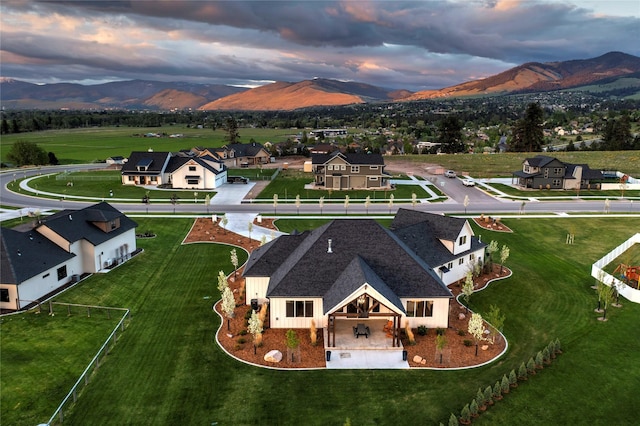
328 319 396 349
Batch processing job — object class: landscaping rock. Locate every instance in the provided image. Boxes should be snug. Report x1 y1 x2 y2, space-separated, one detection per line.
413 355 423 363
458 313 466 320
481 345 489 351
264 350 282 363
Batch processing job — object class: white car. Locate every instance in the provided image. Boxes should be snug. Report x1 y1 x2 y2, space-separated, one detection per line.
462 179 476 187
444 170 456 178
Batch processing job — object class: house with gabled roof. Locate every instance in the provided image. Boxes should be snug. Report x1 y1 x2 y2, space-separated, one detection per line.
1 202 137 311
311 151 390 190
192 142 270 168
512 155 603 190
242 210 486 346
121 151 227 189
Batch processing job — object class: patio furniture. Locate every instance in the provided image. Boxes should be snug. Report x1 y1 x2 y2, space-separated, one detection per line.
355 323 370 338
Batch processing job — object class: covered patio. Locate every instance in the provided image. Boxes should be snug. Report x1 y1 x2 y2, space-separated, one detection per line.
325 318 402 350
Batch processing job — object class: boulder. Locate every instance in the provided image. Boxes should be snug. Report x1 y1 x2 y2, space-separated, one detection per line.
264 350 282 363
481 345 489 351
413 355 423 363
458 313 466 320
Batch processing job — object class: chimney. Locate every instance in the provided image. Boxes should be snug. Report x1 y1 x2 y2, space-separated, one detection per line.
327 239 333 253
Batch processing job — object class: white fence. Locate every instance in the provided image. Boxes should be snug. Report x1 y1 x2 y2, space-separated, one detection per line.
591 233 640 303
45 303 130 425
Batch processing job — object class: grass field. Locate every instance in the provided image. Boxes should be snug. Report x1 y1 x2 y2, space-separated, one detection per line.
0 126 296 164
2 216 639 425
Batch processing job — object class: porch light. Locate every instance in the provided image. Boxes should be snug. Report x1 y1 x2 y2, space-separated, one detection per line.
357 295 366 305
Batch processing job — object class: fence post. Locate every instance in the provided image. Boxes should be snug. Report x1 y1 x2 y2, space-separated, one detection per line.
68 304 71 316
49 300 53 315
87 307 91 317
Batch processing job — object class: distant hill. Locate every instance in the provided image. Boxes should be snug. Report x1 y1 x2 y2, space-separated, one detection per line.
0 79 246 110
198 78 405 111
404 52 640 100
2 52 639 110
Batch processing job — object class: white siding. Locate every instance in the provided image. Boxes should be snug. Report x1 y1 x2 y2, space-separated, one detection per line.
245 276 270 305
269 298 324 329
401 298 450 329
436 247 486 286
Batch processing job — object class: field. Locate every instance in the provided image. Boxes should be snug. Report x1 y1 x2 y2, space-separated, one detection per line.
1 216 639 425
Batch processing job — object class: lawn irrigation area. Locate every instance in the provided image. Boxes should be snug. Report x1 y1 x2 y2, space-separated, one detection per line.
1 216 639 425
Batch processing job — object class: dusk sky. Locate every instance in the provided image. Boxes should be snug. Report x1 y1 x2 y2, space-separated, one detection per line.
1 1 639 92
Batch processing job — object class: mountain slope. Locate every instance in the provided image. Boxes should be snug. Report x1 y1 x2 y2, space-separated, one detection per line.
404 52 640 100
198 78 404 111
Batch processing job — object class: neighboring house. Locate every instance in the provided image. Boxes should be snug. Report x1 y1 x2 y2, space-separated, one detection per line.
311 151 390 190
242 210 486 344
193 142 270 168
106 156 126 166
1 202 137 311
512 155 603 190
121 151 227 189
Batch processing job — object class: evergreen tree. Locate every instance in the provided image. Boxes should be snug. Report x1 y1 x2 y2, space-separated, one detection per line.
518 362 528 380
602 115 633 150
510 103 544 152
437 115 465 153
223 116 240 144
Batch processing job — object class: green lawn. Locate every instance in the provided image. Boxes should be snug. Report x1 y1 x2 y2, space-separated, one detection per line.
1 217 639 425
489 183 640 199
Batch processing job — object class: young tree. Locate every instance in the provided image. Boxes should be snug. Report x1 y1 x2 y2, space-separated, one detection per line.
486 240 499 272
484 385 494 406
295 195 301 215
248 309 263 352
463 195 470 214
459 404 471 424
285 329 300 363
344 195 350 214
248 221 253 241
501 374 510 394
230 248 238 278
364 196 370 214
221 286 236 331
319 196 324 215
461 272 474 313
499 245 510 273
468 312 485 356
436 333 447 364
484 304 505 344
221 216 228 234
273 194 278 214
216 270 228 293
518 361 528 380
508 369 518 387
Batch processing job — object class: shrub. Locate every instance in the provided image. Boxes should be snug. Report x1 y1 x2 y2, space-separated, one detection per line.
475 388 485 410
554 337 562 354
463 339 473 347
509 369 518 387
237 337 246 344
460 404 471 424
457 329 466 336
469 399 479 418
310 319 318 346
233 343 242 351
547 341 557 359
417 325 428 336
448 413 458 426
436 328 445 336
484 386 494 406
405 324 416 345
535 351 544 369
542 347 551 364
492 381 502 400
501 374 510 394
526 357 536 375
518 362 528 380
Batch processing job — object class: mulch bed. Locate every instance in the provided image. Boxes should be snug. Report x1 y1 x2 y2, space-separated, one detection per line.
186 217 510 369
473 215 513 233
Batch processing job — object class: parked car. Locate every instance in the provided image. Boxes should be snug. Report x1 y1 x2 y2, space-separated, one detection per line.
444 170 457 178
462 179 476 187
227 176 248 184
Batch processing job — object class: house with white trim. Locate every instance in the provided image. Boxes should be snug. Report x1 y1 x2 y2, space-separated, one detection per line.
242 210 486 345
1 202 138 311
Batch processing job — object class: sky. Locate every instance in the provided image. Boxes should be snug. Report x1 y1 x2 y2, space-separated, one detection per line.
1 0 639 92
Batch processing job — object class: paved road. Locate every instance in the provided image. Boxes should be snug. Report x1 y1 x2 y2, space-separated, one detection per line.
1 164 638 219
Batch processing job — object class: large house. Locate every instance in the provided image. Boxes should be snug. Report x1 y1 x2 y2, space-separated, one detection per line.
1 202 138 311
192 142 271 168
121 151 227 189
512 155 603 190
242 209 486 345
311 152 390 190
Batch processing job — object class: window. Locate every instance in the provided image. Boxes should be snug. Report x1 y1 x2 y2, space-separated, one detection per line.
189 166 196 171
406 300 433 317
340 165 346 170
554 168 563 176
1 288 9 303
469 253 475 262
369 176 379 181
544 168 549 178
459 235 467 245
371 165 378 170
459 258 464 265
110 220 117 230
42 273 50 278
150 176 157 182
553 179 561 187
328 165 333 170
57 265 67 281
187 178 199 185
128 176 135 181
447 262 453 270
285 300 313 317
351 166 360 173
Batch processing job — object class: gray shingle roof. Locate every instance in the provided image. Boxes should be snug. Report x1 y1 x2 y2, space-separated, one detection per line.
38 202 137 246
225 142 267 157
311 152 385 165
121 151 170 175
1 227 76 284
390 208 466 242
256 219 452 303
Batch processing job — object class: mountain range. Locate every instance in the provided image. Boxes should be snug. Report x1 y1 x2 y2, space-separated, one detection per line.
1 52 638 111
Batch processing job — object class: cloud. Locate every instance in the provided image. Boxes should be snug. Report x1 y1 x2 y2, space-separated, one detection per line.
0 1 638 91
